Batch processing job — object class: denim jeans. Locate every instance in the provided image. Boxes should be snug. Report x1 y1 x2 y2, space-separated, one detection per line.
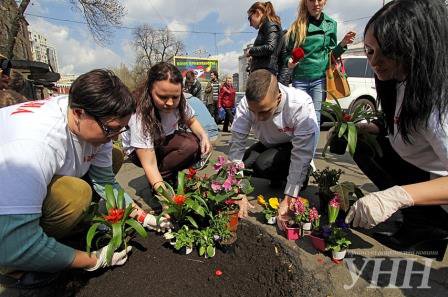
293 77 325 156
292 77 326 126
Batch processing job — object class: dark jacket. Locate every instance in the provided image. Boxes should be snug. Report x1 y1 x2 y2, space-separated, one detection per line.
218 83 236 109
188 79 202 98
249 20 282 74
277 29 291 86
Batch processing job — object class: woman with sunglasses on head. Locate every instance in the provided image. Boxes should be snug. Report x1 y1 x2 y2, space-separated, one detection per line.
246 1 282 75
345 0 448 259
286 0 356 128
122 62 211 194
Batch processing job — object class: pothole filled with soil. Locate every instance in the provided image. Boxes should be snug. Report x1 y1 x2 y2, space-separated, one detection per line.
56 221 325 297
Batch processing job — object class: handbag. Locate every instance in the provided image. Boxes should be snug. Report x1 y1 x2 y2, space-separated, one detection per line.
326 52 350 100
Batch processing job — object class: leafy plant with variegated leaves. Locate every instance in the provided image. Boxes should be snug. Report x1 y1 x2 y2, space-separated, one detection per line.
86 185 147 265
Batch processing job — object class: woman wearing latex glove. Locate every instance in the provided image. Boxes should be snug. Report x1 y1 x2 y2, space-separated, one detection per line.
344 0 448 254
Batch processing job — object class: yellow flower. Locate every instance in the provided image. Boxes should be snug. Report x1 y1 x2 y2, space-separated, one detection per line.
268 197 279 209
257 195 266 206
299 197 309 207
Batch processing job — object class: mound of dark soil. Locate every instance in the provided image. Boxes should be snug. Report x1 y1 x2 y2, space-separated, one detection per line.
58 222 323 296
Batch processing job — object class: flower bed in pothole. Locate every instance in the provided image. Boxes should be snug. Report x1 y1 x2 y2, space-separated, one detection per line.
56 221 325 297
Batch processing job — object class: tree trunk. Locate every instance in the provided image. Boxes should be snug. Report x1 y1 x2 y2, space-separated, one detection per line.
6 0 30 59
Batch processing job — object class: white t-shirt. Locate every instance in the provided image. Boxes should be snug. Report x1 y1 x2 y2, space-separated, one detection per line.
122 103 194 154
389 83 448 176
0 96 112 215
231 83 318 146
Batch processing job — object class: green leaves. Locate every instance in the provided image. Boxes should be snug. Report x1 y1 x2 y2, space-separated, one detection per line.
125 219 148 238
347 122 357 156
105 185 116 210
86 222 101 254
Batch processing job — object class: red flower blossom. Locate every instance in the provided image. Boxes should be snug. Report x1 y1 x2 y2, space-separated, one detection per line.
174 194 186 205
215 269 223 276
187 167 197 179
342 113 352 122
104 208 125 223
292 47 305 63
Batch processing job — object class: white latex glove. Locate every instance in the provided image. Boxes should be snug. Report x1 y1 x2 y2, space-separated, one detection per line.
142 213 172 232
234 194 254 218
345 186 414 229
85 246 132 271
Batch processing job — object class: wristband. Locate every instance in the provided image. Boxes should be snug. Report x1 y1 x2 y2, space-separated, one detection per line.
152 180 164 189
137 211 148 224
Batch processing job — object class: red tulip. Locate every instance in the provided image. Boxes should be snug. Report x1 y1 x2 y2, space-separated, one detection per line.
292 47 305 63
174 194 186 205
104 208 125 223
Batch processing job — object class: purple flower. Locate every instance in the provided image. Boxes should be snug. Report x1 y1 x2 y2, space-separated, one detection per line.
211 181 222 192
336 218 349 229
213 156 226 172
322 226 332 238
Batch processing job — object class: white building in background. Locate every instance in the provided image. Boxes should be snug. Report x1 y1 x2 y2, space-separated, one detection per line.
238 43 253 92
29 31 59 73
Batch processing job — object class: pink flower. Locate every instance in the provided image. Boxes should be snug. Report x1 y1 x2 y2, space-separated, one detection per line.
222 176 234 191
329 195 341 208
309 207 320 222
293 199 306 215
235 162 245 170
213 156 226 172
211 181 222 192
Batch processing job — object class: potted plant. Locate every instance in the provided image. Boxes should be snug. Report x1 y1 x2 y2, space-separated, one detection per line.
326 227 351 260
311 167 343 214
210 213 235 253
170 225 196 254
86 185 148 264
195 227 216 258
330 181 364 217
321 99 377 157
155 171 207 229
257 195 279 225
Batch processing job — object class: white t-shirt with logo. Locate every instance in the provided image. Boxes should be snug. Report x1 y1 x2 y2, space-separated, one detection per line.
122 104 194 155
389 83 448 177
0 96 112 215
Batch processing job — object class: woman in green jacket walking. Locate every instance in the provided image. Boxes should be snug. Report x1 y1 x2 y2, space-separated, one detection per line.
286 0 355 127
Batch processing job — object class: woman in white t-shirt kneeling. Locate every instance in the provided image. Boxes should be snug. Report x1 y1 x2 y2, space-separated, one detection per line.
122 62 211 192
345 0 448 260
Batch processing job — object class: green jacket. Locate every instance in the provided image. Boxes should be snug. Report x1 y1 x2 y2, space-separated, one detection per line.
285 13 346 81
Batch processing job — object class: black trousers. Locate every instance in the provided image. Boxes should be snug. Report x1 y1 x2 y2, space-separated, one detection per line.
222 108 234 132
353 134 448 232
242 142 292 182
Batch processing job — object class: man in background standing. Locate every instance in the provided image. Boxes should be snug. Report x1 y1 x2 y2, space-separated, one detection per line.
204 70 220 123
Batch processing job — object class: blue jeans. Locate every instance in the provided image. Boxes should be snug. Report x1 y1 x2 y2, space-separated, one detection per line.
292 77 326 127
293 77 325 156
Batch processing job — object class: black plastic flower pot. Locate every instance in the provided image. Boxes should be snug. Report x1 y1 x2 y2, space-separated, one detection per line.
329 135 347 155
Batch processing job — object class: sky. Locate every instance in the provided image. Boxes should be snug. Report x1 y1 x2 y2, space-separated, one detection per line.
25 0 386 75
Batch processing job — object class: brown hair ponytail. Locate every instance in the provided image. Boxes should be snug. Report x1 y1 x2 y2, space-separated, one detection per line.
248 1 281 26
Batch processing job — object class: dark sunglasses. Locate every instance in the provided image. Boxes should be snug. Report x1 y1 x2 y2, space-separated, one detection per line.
93 116 129 137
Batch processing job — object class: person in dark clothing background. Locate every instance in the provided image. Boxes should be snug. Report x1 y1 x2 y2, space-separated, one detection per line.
185 70 202 99
246 1 282 75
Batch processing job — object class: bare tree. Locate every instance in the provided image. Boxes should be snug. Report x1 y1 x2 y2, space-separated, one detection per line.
133 24 185 70
5 0 125 59
69 0 125 44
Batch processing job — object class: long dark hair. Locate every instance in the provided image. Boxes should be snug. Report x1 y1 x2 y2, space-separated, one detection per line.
365 0 448 143
137 62 188 146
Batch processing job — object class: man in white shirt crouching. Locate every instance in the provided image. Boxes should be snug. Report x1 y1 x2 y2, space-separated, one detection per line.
228 69 319 217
